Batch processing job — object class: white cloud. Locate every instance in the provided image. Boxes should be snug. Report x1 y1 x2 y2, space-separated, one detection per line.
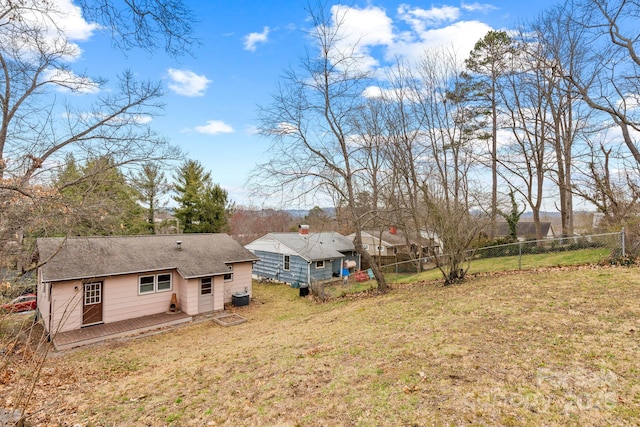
54 0 100 41
461 2 498 13
66 111 153 125
362 86 384 99
329 5 395 72
261 122 299 136
394 20 493 64
194 120 234 135
244 27 270 51
618 93 640 112
322 4 493 75
167 68 211 97
42 68 101 94
0 0 98 62
398 4 460 32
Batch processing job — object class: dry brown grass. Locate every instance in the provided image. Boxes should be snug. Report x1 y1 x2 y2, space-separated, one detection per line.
3 265 640 426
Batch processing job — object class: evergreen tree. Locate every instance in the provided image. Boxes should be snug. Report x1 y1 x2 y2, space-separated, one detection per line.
173 160 230 233
131 162 169 234
52 155 146 235
198 184 230 233
465 30 514 235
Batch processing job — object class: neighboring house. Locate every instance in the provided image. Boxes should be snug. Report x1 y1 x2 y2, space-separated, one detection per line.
495 221 555 241
36 234 258 337
245 225 360 286
348 227 439 258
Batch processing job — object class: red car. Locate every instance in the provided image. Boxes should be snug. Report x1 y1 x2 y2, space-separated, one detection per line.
1 293 37 313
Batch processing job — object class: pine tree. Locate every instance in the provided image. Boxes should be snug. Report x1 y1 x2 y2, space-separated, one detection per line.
173 160 230 233
131 162 169 233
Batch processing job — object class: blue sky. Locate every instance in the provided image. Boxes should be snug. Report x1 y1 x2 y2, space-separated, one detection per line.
62 0 562 208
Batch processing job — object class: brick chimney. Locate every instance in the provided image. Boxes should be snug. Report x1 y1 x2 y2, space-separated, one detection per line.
389 226 397 235
299 224 310 235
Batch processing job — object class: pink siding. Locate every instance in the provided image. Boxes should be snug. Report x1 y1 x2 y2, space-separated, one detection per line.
213 276 225 310
50 280 84 333
181 277 200 314
103 271 178 323
43 261 254 333
172 274 189 313
36 268 50 332
223 262 253 303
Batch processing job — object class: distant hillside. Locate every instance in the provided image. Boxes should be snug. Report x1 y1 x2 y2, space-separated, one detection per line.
285 207 336 218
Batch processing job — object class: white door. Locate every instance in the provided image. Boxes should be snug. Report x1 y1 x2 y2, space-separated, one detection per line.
198 277 214 313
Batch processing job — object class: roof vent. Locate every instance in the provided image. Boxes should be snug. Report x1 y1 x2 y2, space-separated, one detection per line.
176 240 182 250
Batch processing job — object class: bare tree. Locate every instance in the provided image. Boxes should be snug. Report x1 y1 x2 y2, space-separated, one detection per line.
0 1 181 264
560 0 640 166
346 96 393 237
0 1 190 422
229 207 294 245
379 62 430 271
572 140 640 228
76 0 196 56
421 49 489 281
253 4 388 291
526 5 594 238
347 62 427 270
496 35 556 241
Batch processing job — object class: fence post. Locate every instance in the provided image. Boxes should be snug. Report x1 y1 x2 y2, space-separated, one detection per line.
622 227 626 258
518 242 522 270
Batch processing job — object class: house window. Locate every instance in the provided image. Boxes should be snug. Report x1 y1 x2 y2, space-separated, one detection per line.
362 243 369 250
224 273 233 282
316 260 325 269
84 282 101 305
283 255 290 271
139 273 172 294
157 273 172 291
139 275 155 294
377 246 385 251
201 277 212 295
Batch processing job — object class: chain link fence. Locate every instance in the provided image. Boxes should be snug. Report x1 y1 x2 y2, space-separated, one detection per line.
307 230 625 299
383 230 625 283
467 231 624 272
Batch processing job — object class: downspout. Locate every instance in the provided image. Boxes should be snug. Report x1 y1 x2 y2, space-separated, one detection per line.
48 282 53 341
307 261 311 285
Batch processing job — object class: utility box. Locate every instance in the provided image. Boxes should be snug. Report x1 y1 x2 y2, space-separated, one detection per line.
232 292 250 307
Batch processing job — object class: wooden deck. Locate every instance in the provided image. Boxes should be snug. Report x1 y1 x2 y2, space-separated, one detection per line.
53 311 193 351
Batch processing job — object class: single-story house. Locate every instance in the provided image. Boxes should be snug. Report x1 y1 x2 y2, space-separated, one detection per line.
347 226 439 258
36 234 258 340
245 225 360 286
495 221 555 241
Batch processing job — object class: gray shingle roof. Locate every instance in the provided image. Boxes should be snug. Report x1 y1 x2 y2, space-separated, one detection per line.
349 229 437 248
37 234 258 282
265 232 354 261
495 221 552 238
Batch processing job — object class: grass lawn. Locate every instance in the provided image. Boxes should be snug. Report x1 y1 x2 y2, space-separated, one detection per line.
4 265 640 425
389 247 612 284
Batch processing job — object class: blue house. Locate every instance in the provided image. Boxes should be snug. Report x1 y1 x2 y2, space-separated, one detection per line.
245 226 360 286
